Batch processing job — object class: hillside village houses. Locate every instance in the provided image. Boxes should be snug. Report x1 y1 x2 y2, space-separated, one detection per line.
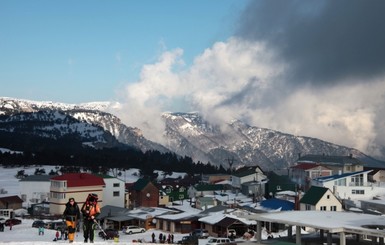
4 154 385 244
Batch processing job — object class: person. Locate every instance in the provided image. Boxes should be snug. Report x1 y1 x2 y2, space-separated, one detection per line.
55 230 60 241
63 197 81 243
151 232 155 243
38 225 44 235
81 193 101 243
0 221 4 232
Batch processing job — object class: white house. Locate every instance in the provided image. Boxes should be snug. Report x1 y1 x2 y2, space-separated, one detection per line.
300 186 342 211
311 170 385 200
232 166 266 188
19 175 54 208
102 175 125 208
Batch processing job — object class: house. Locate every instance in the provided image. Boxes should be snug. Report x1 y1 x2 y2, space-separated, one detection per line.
311 170 385 200
299 186 342 211
365 167 385 183
49 173 105 215
198 207 256 238
191 184 226 198
265 172 297 198
129 178 159 209
232 166 266 189
155 208 201 234
100 175 125 208
19 175 55 208
158 183 188 204
196 196 217 210
289 163 332 191
0 195 23 210
296 154 364 175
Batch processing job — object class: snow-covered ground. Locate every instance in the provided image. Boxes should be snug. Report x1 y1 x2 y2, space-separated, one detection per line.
0 217 189 244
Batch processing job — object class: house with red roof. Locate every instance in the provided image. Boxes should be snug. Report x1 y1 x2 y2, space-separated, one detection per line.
289 163 332 191
49 173 105 214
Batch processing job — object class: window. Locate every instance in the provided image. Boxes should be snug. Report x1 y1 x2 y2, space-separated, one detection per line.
113 183 120 187
113 191 120 197
327 195 330 199
320 206 327 211
50 192 66 200
330 206 337 211
306 204 311 210
352 189 365 195
276 185 281 191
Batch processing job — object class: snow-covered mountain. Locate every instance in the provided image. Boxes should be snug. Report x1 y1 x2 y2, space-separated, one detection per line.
0 97 168 152
161 112 384 170
0 97 383 170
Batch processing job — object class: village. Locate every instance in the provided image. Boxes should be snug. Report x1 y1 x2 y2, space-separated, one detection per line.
2 154 385 245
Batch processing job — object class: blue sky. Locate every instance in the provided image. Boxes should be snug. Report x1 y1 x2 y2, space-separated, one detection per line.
0 0 247 103
2 0 385 160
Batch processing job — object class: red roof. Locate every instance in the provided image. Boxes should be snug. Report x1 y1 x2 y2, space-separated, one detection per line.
51 173 105 187
291 163 326 170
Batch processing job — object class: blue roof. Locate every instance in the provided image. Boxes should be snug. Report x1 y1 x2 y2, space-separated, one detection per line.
260 198 294 211
314 170 372 182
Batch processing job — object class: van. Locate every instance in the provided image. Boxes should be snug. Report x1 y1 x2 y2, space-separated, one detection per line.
206 238 236 245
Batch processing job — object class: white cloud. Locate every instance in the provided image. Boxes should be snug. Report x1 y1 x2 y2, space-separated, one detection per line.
114 37 385 158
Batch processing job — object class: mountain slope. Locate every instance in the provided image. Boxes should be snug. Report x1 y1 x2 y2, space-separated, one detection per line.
0 97 169 153
162 112 383 170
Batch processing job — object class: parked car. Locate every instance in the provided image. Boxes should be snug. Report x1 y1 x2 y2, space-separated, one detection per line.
124 225 146 234
32 220 46 228
99 228 119 240
206 238 236 245
177 235 199 245
191 229 209 238
5 218 22 226
45 221 66 230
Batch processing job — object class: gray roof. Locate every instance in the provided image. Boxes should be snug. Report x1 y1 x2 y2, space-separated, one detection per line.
19 175 56 182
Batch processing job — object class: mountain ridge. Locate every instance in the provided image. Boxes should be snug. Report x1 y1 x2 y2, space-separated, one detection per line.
1 97 384 170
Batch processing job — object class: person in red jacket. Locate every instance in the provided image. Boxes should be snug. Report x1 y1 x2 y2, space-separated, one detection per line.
81 193 101 243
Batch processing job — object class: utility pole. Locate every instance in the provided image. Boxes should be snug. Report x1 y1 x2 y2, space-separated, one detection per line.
224 157 237 173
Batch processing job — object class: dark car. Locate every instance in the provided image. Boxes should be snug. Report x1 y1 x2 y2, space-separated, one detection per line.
177 235 199 245
99 228 119 240
45 221 66 230
32 220 46 228
191 229 209 238
5 218 22 226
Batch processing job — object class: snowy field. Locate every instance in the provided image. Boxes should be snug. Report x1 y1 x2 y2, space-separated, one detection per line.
0 218 189 244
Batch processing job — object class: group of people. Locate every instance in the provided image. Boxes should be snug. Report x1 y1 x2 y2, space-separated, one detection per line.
62 193 101 243
152 232 174 243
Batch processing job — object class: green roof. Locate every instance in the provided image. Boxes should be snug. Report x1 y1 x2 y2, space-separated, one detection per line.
300 186 329 205
133 178 150 191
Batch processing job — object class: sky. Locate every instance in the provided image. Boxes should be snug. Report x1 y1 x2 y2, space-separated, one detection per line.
2 0 385 159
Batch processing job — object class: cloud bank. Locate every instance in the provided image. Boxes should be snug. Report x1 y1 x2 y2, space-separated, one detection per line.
115 0 385 159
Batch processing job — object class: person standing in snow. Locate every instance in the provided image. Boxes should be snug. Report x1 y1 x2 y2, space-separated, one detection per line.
81 193 101 243
63 197 81 243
